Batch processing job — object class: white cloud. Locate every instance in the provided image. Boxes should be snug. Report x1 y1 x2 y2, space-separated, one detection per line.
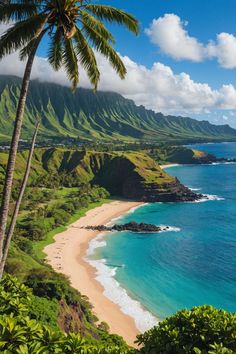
207 33 236 69
2 24 236 117
146 14 236 69
145 14 204 62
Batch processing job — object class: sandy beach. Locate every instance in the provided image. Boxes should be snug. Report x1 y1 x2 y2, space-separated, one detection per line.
160 163 180 169
44 200 143 346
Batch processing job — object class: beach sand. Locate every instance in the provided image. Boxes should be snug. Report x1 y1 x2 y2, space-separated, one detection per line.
160 163 179 169
44 200 143 346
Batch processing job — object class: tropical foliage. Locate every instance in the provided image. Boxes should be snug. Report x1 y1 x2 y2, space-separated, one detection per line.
0 2 139 90
1 275 236 353
0 0 139 279
137 305 236 354
0 274 134 353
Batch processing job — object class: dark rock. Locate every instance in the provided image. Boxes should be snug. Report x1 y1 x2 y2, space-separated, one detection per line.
84 222 164 233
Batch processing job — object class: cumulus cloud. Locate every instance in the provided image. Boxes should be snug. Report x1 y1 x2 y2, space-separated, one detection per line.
2 48 236 115
145 14 204 62
146 14 236 69
2 24 236 116
207 33 236 69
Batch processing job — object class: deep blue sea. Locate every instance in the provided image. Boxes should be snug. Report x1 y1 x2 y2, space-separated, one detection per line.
87 142 236 331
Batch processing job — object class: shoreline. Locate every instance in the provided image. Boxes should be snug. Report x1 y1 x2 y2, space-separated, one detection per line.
44 200 145 346
160 163 180 169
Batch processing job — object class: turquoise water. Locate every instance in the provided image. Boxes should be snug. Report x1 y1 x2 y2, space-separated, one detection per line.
91 143 236 327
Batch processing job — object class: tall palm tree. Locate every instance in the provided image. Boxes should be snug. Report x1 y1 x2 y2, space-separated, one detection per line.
0 120 40 276
0 0 139 278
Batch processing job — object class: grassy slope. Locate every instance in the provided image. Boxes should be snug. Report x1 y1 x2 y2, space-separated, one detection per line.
148 145 211 165
0 147 176 192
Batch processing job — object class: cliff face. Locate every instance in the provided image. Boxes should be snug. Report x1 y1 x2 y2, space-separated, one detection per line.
0 148 201 202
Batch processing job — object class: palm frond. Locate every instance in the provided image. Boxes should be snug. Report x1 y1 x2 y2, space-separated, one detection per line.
0 3 37 23
74 26 100 89
63 38 79 91
0 13 47 59
82 23 126 80
19 37 36 60
85 4 139 35
48 28 63 70
80 11 115 44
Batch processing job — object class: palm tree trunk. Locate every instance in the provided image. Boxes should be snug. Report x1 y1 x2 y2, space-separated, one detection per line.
0 31 45 263
0 120 40 279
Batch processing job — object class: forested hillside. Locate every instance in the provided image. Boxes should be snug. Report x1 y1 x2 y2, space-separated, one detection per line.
1 75 236 143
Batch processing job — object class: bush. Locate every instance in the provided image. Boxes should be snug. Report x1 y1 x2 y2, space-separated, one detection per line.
5 258 27 277
15 237 33 255
0 275 133 354
25 268 81 305
23 218 55 240
60 202 75 213
137 305 236 354
29 296 60 330
49 208 70 226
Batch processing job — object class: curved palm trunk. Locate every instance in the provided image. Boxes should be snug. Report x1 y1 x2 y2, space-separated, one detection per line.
0 121 40 279
0 32 44 263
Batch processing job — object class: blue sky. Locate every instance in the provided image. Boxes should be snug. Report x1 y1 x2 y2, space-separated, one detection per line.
98 0 236 86
2 0 236 127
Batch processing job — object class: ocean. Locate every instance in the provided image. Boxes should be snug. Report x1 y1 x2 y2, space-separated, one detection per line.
86 142 236 332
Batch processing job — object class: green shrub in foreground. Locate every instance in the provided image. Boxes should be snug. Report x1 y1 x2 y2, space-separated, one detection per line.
137 305 236 354
0 275 134 353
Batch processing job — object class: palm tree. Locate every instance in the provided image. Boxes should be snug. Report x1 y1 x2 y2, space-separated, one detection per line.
0 120 40 276
0 0 139 278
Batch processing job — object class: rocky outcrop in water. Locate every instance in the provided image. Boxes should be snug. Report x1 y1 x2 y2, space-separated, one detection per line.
84 222 169 233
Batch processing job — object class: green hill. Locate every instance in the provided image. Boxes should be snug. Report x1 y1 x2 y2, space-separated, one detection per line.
1 75 236 143
148 145 217 165
0 147 200 202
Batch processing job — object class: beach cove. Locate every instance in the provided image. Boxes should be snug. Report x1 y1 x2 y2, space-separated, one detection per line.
44 200 145 346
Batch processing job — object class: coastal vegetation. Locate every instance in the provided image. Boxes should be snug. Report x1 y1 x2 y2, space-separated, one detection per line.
148 145 216 165
0 274 134 353
0 2 235 352
0 0 139 280
0 147 201 202
137 305 236 354
1 274 235 353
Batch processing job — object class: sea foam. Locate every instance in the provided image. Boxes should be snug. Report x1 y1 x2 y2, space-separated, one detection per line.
159 225 181 232
85 219 182 332
194 194 225 203
85 227 159 332
85 254 158 332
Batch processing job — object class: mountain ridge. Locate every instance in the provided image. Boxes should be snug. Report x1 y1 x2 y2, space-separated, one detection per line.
1 75 236 143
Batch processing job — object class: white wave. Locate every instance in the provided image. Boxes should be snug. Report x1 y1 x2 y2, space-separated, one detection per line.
86 233 107 257
85 257 158 332
189 187 202 191
194 194 225 203
106 203 148 227
159 225 181 232
129 203 149 214
209 161 236 166
84 221 182 332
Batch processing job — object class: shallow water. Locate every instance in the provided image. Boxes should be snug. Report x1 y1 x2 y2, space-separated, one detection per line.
88 143 236 330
